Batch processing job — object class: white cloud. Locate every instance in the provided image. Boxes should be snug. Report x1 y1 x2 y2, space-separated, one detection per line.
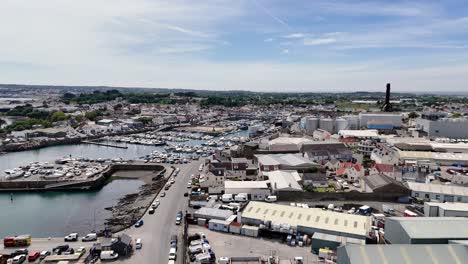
282 49 289 54
284 33 305 39
303 38 337 45
264 38 274 42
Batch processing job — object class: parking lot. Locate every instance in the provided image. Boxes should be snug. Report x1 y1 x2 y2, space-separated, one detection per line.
188 225 319 263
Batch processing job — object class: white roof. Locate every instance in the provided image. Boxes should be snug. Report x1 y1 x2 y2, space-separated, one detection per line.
225 180 269 189
338 130 379 138
242 201 372 237
398 151 468 161
256 154 317 167
265 170 302 191
407 182 468 196
425 202 468 211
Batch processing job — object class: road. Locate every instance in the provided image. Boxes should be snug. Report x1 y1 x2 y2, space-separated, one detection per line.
117 160 201 264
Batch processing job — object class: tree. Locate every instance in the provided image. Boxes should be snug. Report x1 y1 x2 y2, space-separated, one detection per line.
408 112 419 119
113 103 123 111
50 111 67 122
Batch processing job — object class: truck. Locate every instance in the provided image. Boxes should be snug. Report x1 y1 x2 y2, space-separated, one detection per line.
357 205 372 215
3 235 31 247
382 204 395 215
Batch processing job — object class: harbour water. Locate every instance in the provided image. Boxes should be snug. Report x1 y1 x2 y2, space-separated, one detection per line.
0 179 144 238
0 129 250 237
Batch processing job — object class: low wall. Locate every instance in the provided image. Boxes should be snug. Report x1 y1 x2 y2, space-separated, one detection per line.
277 190 409 202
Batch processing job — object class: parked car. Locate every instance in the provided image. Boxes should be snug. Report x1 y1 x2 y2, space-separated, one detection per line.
75 247 86 257
151 201 160 209
168 248 177 260
170 235 178 248
353 182 361 188
148 208 155 214
11 249 28 257
39 251 51 260
52 245 69 255
63 248 75 255
27 251 40 262
183 192 189 197
135 219 144 228
64 233 79 242
175 211 183 225
160 192 166 197
82 233 98 242
135 238 142 249
100 250 119 260
11 255 25 264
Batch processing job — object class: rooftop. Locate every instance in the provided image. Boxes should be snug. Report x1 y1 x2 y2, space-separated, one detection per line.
406 182 468 196
338 130 379 138
339 244 468 264
255 154 318 167
265 170 302 192
242 201 372 237
225 180 269 189
386 217 468 239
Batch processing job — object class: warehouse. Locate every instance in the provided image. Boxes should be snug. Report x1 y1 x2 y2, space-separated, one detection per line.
337 244 468 264
424 202 468 217
255 153 318 172
311 232 365 253
384 217 468 244
224 181 271 200
268 137 313 152
406 182 468 203
264 170 303 193
239 201 372 240
194 207 234 221
397 150 468 166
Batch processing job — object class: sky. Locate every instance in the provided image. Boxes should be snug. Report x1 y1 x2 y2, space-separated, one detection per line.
1 0 468 93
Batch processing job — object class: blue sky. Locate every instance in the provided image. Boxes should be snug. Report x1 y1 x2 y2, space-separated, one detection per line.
0 0 467 92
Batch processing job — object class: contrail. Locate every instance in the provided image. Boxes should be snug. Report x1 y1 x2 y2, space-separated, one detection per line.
252 0 292 31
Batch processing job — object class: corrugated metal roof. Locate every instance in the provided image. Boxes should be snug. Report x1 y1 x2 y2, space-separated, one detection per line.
242 201 371 237
224 180 269 189
265 170 302 192
256 154 318 167
406 182 468 196
340 244 468 264
387 217 468 239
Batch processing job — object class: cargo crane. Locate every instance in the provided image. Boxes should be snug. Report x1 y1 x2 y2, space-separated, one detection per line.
381 83 393 112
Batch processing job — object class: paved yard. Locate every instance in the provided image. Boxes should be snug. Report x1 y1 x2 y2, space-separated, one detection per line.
189 225 319 263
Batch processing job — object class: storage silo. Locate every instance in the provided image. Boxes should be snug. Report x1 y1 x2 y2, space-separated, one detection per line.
319 118 335 133
343 115 359 129
305 116 319 135
335 118 348 132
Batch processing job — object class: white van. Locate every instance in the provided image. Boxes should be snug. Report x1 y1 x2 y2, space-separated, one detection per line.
135 238 142 249
168 260 176 264
234 193 248 202
100 250 119 260
265 196 277 202
82 233 97 242
221 194 233 203
168 248 177 260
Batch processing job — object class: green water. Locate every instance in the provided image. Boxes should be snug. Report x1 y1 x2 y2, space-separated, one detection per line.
0 179 143 238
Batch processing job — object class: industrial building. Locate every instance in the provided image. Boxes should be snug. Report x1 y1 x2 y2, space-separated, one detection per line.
254 153 318 172
224 181 271 200
406 182 468 203
424 202 468 217
311 232 365 253
268 137 313 152
358 112 404 128
384 217 468 244
301 142 353 162
194 207 234 221
416 117 468 139
240 201 372 240
397 150 468 166
264 170 303 193
338 130 379 139
362 173 410 195
337 244 468 264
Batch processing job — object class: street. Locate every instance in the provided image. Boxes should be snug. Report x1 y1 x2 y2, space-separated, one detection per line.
117 160 201 264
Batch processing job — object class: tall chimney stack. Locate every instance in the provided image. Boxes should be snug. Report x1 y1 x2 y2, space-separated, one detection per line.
382 83 392 112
